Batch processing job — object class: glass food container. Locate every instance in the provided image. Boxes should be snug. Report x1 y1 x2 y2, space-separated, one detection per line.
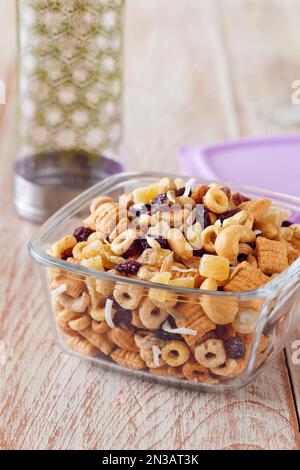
29 173 300 392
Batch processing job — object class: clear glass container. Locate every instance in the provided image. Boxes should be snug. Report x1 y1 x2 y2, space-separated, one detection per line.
14 0 124 222
29 173 300 392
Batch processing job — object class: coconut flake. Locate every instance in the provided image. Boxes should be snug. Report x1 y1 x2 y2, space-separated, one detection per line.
146 236 161 250
105 298 115 328
171 266 198 273
254 229 262 236
51 284 67 298
183 178 196 197
152 345 161 368
103 239 110 245
162 321 197 336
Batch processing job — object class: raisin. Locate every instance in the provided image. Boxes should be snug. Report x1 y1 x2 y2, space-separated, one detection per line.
115 260 141 274
237 253 248 262
73 226 95 242
193 248 207 257
123 239 143 258
204 208 211 228
215 324 232 341
217 208 240 223
154 236 169 249
232 192 250 206
114 309 137 334
221 186 231 200
152 193 171 212
61 248 74 260
282 220 292 227
175 187 191 197
194 204 210 228
225 337 246 359
155 315 183 341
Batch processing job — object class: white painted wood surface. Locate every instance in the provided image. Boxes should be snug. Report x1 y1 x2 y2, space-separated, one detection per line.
0 0 299 450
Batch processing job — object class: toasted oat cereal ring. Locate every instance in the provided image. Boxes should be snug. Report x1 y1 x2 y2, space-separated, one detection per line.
72 241 88 261
91 319 109 334
52 235 77 259
113 283 143 310
111 229 137 255
139 297 168 329
182 360 209 382
195 339 226 368
201 225 219 253
210 358 237 377
131 309 145 329
149 365 184 379
203 187 229 214
68 314 91 331
110 348 146 369
108 327 139 352
161 341 190 367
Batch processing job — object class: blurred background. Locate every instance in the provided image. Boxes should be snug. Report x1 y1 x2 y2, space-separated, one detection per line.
0 0 300 215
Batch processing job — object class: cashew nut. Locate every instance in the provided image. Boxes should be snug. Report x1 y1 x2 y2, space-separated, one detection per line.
215 225 255 263
59 292 90 313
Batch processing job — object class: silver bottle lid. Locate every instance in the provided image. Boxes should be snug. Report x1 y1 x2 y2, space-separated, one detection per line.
13 151 123 223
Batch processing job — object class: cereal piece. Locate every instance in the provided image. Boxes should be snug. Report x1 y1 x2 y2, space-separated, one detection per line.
110 348 146 369
131 309 145 329
175 302 216 348
253 221 278 239
108 327 139 352
79 327 114 355
134 332 165 350
200 278 238 324
256 237 288 275
201 225 220 253
240 198 272 221
113 283 143 310
203 187 229 214
139 297 168 329
182 359 209 382
137 248 172 266
67 336 99 357
246 254 258 268
167 228 193 260
194 339 226 368
91 320 109 334
210 358 237 377
111 229 138 256
232 309 259 334
140 347 166 368
191 185 209 204
52 235 77 259
149 365 184 379
68 314 92 331
199 255 230 282
282 240 299 264
223 261 269 292
59 292 90 313
57 318 79 337
161 341 190 367
137 265 158 281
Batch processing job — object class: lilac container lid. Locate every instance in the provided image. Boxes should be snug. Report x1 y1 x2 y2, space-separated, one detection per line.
177 135 300 197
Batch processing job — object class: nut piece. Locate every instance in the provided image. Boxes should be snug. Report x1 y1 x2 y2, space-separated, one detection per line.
110 349 146 369
240 198 272 221
256 237 288 275
200 278 238 324
108 327 139 352
215 225 255 263
195 339 226 368
224 261 269 292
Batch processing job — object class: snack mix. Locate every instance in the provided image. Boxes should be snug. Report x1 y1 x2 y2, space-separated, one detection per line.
48 177 300 385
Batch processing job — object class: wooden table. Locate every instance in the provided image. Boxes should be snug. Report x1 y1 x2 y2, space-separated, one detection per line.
1 0 300 450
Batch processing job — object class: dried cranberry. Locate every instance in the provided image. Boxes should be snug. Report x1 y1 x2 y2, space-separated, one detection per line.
217 208 240 223
152 193 171 212
237 253 248 262
176 187 191 197
193 248 207 257
215 324 232 341
115 260 141 274
114 309 137 333
221 186 231 200
73 226 95 242
282 220 292 227
154 236 169 249
204 208 211 228
129 203 151 218
225 337 246 359
232 192 250 206
195 204 210 228
123 239 143 258
61 248 73 260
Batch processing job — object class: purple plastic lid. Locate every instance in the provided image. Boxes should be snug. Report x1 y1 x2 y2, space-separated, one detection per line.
177 135 300 197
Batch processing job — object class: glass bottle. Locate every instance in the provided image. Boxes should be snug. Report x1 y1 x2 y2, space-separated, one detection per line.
14 0 124 222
